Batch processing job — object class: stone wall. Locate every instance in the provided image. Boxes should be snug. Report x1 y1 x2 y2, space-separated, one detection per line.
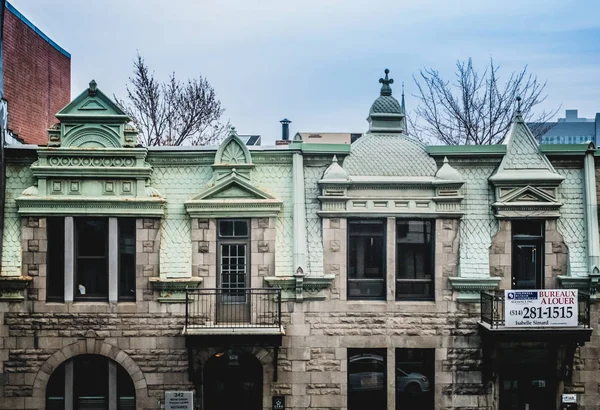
137 218 161 304
272 216 487 410
22 217 46 302
250 217 276 285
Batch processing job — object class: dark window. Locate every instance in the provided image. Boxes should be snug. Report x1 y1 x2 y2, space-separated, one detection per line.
118 218 136 301
47 217 65 302
75 218 108 300
348 220 386 299
348 349 386 410
396 220 434 300
46 354 136 410
396 349 434 409
219 219 249 238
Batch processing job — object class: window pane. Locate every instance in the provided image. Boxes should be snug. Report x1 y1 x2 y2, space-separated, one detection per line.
396 220 433 300
74 355 108 408
234 220 248 237
47 217 65 302
117 360 136 410
396 349 434 410
348 220 385 299
46 359 65 410
77 219 107 257
348 349 386 410
219 220 234 237
76 218 108 299
119 219 136 301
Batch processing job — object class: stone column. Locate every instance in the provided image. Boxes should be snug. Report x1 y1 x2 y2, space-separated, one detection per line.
584 151 600 271
293 152 307 273
64 217 74 302
108 218 118 303
386 217 396 301
108 359 117 410
65 359 74 410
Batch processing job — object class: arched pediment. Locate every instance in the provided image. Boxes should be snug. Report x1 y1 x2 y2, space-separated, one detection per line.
214 127 252 166
61 125 122 148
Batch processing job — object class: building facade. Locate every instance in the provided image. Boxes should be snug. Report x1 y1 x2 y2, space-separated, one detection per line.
0 71 599 410
2 1 71 144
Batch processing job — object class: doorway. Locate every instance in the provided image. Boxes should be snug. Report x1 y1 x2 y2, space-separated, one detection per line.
203 351 263 410
512 220 544 289
498 347 557 410
217 219 250 323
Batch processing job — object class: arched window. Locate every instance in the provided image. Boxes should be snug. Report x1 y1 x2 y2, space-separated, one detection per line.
46 354 135 410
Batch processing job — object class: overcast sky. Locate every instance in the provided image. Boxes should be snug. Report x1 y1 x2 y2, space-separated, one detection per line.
9 0 600 144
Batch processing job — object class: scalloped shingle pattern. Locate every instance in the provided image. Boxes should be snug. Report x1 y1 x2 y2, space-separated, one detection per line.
369 95 402 114
2 163 34 276
151 165 212 277
304 166 327 276
501 122 551 170
253 165 294 275
556 168 587 277
457 166 498 277
344 134 437 177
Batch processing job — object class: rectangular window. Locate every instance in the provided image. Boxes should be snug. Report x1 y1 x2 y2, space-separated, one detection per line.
218 219 249 298
47 217 65 302
118 218 136 301
396 220 434 300
75 218 108 300
396 349 434 410
347 220 386 300
348 348 387 410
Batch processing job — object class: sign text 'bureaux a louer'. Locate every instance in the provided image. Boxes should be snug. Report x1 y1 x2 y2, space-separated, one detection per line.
504 289 578 327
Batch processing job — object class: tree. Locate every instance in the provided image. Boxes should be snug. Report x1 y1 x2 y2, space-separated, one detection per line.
412 58 558 145
115 54 227 146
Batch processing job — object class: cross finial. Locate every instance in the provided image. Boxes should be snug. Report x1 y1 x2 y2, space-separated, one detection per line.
378 68 394 96
516 96 522 113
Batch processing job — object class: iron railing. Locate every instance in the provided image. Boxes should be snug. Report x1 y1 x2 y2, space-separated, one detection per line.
480 290 591 329
185 288 282 330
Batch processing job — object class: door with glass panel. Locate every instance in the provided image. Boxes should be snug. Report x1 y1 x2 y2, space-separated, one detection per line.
217 219 250 323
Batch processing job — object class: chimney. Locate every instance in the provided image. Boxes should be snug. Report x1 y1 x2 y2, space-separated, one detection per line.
280 118 291 140
565 109 578 121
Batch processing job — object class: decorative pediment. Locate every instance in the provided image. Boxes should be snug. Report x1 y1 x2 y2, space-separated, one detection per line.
492 185 562 219
211 127 254 183
185 173 282 218
49 80 136 148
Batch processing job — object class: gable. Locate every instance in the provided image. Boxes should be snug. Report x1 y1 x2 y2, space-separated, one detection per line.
185 174 282 218
56 80 129 121
500 185 557 203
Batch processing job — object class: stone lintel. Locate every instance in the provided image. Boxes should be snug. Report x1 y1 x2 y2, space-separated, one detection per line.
16 198 166 217
447 276 502 303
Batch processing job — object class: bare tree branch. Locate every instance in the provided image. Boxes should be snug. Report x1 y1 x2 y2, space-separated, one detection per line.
412 57 560 145
114 53 228 146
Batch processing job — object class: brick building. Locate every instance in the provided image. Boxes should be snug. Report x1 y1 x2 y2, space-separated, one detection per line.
2 1 71 144
0 71 598 410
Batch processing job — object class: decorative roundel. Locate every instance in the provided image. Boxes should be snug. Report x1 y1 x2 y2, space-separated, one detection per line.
82 158 91 166
114 158 123 166
92 158 102 166
71 158 81 166
49 157 60 166
124 158 135 166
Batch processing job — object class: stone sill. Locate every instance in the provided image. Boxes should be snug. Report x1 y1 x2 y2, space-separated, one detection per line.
149 277 203 303
0 276 33 301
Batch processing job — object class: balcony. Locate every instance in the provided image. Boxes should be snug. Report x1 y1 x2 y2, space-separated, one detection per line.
184 288 284 336
479 290 592 343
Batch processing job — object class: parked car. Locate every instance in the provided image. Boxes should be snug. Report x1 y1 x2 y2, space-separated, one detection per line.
348 354 430 396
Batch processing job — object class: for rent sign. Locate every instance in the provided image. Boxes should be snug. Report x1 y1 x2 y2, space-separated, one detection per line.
504 289 578 327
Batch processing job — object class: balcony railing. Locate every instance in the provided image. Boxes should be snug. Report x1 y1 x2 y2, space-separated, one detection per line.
480 290 591 329
185 288 282 333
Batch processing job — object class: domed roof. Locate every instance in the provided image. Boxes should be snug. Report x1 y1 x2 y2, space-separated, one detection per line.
344 133 437 177
370 95 402 114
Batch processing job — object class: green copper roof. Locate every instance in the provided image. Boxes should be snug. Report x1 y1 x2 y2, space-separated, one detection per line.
427 145 507 156
369 95 402 115
344 133 437 177
367 69 406 133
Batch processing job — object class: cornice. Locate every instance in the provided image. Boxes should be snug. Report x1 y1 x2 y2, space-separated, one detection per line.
447 276 501 303
31 166 153 179
16 197 165 217
149 277 203 302
0 276 33 301
185 201 283 218
264 275 335 301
